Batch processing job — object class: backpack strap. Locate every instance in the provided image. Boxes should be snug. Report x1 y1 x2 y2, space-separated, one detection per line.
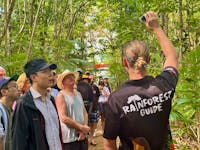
1 116 4 131
0 103 8 145
0 103 8 132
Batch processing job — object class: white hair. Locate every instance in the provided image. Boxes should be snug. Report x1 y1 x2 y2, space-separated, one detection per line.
0 66 5 71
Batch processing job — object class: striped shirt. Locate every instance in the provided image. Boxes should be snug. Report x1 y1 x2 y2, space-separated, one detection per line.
30 87 62 150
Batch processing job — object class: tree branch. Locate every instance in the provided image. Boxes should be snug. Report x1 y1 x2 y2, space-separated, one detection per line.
18 0 27 34
26 0 44 61
0 0 16 40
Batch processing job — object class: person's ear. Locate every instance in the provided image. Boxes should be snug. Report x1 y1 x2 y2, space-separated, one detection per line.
147 56 151 64
30 74 37 82
1 89 8 96
123 57 129 68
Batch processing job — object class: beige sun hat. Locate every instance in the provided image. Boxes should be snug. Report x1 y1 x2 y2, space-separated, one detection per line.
57 70 78 89
16 73 28 89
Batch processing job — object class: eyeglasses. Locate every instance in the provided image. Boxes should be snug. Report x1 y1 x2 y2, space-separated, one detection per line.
7 85 19 89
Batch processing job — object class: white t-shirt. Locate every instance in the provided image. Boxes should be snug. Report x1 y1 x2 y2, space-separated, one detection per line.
98 86 110 103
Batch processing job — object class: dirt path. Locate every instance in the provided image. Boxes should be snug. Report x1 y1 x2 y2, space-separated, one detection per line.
88 121 104 150
88 121 120 150
88 132 104 150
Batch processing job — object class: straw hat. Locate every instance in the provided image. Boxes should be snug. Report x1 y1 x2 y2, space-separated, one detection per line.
16 73 28 89
57 70 78 89
82 74 89 79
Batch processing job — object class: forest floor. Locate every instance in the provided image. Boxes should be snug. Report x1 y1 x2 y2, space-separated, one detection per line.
88 120 120 150
88 130 104 150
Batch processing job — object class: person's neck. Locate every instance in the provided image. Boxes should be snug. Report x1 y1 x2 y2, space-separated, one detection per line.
63 87 74 96
32 84 47 101
83 80 88 83
0 97 14 109
128 70 146 80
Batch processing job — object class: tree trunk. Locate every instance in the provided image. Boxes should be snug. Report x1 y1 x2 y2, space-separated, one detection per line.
26 0 44 61
18 0 27 34
66 1 89 40
53 0 58 39
178 0 183 60
161 13 168 36
1 0 16 55
29 0 35 33
4 0 10 56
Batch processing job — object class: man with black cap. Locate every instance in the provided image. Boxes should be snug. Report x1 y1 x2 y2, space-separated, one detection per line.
0 75 20 150
77 74 94 114
75 68 83 83
12 58 63 150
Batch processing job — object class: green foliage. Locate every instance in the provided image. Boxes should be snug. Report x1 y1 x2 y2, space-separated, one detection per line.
0 53 27 76
109 62 128 89
0 0 200 148
173 46 200 122
170 47 200 148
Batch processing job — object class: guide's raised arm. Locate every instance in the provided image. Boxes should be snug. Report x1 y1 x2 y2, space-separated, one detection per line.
143 11 178 69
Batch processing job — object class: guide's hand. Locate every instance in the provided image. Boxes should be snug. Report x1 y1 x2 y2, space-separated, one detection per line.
142 11 160 30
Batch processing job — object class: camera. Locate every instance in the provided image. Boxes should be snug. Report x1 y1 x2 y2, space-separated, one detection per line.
141 15 146 22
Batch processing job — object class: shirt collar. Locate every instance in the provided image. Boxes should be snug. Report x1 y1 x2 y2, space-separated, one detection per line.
30 87 51 100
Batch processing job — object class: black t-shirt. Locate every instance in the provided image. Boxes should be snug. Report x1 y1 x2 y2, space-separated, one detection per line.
103 67 178 150
77 81 94 112
90 83 100 111
77 81 94 102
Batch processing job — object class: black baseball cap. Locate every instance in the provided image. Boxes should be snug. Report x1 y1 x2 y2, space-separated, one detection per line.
0 75 18 90
24 58 57 78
